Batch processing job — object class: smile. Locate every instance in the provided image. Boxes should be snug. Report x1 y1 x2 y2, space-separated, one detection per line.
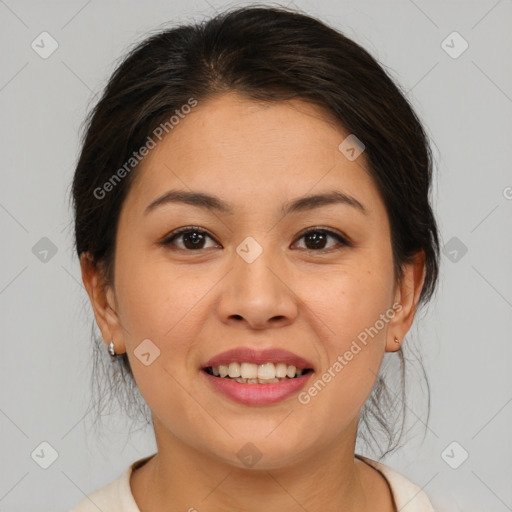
204 362 313 383
200 347 315 405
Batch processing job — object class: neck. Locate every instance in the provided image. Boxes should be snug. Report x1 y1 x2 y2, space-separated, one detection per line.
130 420 382 512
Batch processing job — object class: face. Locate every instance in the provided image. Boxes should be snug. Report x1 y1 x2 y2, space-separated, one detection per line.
83 91 422 470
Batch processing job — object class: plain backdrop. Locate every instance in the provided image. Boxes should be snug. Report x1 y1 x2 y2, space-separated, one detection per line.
1 1 511 511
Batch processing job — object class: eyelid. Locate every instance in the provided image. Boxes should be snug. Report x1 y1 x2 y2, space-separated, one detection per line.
293 226 352 249
160 225 219 245
295 225 350 242
159 225 352 250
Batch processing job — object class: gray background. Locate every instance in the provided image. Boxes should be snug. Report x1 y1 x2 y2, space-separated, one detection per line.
1 0 511 511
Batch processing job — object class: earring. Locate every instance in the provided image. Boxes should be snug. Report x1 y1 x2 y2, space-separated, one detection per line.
394 337 400 345
108 339 117 357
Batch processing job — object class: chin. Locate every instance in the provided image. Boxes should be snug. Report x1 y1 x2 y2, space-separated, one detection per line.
202 430 314 471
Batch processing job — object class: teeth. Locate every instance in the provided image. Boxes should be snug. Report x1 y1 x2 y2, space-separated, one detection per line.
286 365 297 378
275 363 287 378
240 362 258 379
210 362 308 381
228 362 241 378
235 377 284 384
257 362 275 380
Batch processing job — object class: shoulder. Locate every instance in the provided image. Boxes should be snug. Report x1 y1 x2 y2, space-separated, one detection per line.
356 455 436 512
70 453 435 511
69 474 125 512
69 455 154 512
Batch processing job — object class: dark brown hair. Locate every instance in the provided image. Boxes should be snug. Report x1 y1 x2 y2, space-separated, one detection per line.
71 4 440 457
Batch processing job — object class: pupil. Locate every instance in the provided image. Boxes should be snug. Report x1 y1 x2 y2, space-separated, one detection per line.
182 231 327 250
184 231 204 249
306 232 326 250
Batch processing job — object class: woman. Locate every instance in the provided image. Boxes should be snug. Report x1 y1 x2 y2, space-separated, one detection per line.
71 5 440 511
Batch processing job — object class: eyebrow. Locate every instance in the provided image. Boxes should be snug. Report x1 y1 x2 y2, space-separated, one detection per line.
144 189 367 216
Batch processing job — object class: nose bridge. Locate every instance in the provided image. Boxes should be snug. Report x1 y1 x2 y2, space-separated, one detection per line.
216 234 297 327
234 234 283 296
237 239 276 287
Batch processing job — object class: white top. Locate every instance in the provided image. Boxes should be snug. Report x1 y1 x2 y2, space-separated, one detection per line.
70 453 436 511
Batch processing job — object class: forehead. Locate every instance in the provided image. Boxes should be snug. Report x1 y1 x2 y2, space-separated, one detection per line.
123 92 381 217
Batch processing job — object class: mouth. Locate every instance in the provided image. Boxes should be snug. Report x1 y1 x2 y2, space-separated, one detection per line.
203 363 314 384
200 347 315 405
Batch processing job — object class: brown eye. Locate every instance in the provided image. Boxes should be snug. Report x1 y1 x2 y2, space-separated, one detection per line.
294 228 349 251
161 227 219 251
160 226 350 253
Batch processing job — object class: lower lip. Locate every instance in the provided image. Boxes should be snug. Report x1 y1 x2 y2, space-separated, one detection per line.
201 370 313 405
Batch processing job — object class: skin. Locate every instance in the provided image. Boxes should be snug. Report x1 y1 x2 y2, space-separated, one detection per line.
81 91 425 512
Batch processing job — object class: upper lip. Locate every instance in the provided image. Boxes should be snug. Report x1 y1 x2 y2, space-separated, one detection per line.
202 347 314 370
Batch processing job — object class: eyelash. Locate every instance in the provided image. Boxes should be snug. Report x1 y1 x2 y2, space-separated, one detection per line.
159 225 351 253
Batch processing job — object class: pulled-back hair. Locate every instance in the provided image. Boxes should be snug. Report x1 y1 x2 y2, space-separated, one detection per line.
72 4 440 458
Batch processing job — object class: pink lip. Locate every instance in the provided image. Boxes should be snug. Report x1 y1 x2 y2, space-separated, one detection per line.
201 370 314 405
201 347 314 370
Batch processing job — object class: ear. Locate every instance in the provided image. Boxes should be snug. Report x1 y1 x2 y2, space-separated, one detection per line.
386 250 426 352
80 252 126 354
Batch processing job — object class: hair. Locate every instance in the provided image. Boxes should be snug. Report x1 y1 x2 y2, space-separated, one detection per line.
71 4 440 458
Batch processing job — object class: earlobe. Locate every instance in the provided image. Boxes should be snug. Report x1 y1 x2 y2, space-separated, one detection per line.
386 251 426 352
79 253 125 353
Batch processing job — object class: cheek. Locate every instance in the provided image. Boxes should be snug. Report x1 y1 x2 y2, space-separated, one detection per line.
115 248 211 339
301 255 395 346
114 257 209 427
294 253 395 407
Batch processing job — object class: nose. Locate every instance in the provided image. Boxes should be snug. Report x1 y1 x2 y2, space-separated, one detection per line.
216 242 298 330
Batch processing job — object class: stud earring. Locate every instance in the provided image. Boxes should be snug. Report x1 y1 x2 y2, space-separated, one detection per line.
108 339 117 357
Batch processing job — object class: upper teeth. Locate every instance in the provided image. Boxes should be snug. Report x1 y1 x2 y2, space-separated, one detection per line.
212 362 304 379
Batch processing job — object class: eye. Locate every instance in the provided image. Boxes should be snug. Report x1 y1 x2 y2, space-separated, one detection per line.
293 227 350 252
160 226 350 252
160 226 219 251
